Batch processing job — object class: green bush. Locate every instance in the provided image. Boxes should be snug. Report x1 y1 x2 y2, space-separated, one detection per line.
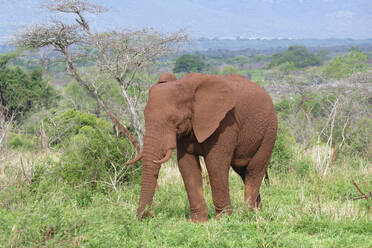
8 133 34 151
275 90 371 160
269 123 295 173
46 110 140 186
0 63 59 120
276 91 337 121
45 109 112 147
322 51 368 79
276 61 297 74
345 118 372 159
274 96 300 120
220 65 239 75
268 46 321 70
64 80 97 113
173 54 205 73
293 157 312 176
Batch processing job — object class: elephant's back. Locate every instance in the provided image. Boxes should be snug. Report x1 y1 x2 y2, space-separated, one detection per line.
223 74 274 117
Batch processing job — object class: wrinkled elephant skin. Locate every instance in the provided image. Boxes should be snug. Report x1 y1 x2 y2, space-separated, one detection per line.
134 73 277 222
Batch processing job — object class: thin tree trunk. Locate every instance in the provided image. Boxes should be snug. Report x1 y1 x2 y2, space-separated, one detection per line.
63 49 140 153
0 113 13 147
95 98 101 118
120 84 143 148
40 121 49 154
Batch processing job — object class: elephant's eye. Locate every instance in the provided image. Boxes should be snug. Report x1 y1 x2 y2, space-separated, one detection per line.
175 123 183 133
168 115 178 125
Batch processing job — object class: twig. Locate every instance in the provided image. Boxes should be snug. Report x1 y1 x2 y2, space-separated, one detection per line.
328 147 338 169
352 195 372 201
20 158 33 185
352 180 369 200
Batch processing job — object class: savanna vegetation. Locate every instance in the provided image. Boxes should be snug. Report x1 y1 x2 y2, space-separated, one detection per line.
0 1 371 247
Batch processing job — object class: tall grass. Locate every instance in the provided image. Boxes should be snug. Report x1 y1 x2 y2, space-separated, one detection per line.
0 148 371 247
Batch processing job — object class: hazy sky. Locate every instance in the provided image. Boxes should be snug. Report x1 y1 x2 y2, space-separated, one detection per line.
0 0 371 42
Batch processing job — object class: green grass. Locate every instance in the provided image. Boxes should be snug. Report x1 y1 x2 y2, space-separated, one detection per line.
0 151 371 247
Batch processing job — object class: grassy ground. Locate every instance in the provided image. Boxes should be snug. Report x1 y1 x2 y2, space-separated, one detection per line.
0 150 371 247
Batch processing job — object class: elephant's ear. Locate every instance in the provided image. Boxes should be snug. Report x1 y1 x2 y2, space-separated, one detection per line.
192 76 235 143
157 72 176 84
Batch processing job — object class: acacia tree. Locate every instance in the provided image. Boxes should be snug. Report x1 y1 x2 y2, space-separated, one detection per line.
13 0 187 152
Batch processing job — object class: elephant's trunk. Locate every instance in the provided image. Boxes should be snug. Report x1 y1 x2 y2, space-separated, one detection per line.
137 126 176 219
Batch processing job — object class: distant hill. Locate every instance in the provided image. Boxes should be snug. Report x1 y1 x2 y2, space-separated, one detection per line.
2 38 372 58
187 38 372 53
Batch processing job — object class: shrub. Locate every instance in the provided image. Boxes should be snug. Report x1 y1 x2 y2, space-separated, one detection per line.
294 157 312 176
173 54 205 73
300 91 338 119
345 118 372 159
64 80 97 113
268 46 321 70
45 109 111 147
348 71 372 84
60 126 136 185
322 51 368 79
274 96 300 120
8 133 34 151
269 123 295 173
220 65 239 75
276 61 297 74
0 65 59 120
46 110 140 187
275 87 371 160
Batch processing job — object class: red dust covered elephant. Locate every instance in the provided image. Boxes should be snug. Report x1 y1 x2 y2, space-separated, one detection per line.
126 73 277 222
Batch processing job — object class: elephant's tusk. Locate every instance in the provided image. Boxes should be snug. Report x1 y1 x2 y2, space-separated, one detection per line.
153 149 173 164
124 152 143 165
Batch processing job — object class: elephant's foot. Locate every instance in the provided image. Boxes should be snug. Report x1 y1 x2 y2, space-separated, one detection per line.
190 210 208 223
190 216 208 223
246 193 262 211
137 206 154 220
215 205 232 220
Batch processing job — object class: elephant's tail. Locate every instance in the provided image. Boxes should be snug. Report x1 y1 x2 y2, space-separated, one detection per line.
264 170 270 185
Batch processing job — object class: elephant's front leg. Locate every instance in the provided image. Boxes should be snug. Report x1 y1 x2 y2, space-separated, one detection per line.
177 150 208 222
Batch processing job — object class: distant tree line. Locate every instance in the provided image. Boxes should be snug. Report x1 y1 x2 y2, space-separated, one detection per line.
173 54 206 73
0 52 58 120
268 46 321 72
322 50 368 79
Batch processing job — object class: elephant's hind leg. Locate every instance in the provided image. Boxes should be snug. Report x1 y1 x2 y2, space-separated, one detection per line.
204 141 235 218
177 150 208 222
244 167 266 210
244 125 276 210
231 165 246 183
205 154 233 218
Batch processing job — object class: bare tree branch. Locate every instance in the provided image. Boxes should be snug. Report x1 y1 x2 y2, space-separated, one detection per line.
44 0 109 15
352 180 370 200
92 29 187 146
12 0 188 153
13 20 86 51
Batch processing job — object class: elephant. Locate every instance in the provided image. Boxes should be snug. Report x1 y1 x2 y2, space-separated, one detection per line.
126 72 278 222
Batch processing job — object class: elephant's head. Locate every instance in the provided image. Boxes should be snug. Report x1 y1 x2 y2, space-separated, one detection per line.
130 72 235 219
157 72 176 84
